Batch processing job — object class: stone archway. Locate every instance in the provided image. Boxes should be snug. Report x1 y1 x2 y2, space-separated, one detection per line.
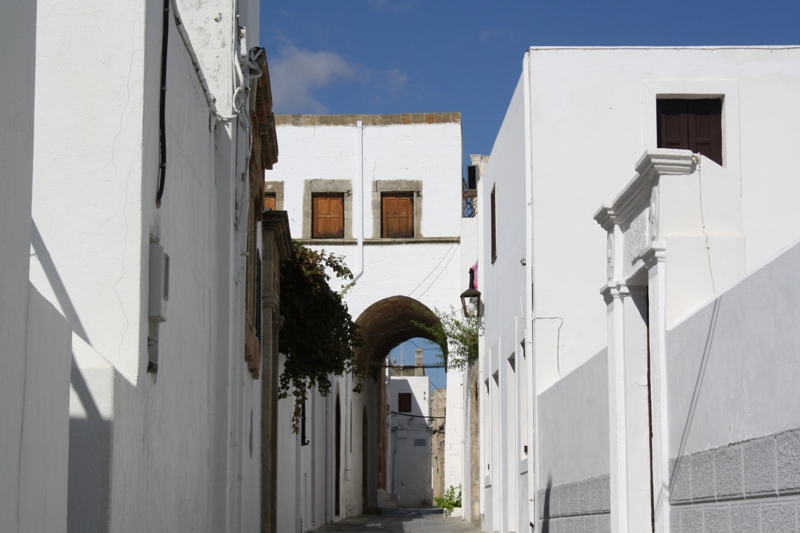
355 295 446 379
353 295 447 507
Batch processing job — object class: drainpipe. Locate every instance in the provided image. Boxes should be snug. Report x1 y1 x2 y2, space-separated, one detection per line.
353 120 365 283
522 49 538 530
340 122 364 493
345 374 352 482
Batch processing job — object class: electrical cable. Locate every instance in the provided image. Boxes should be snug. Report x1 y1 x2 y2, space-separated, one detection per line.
415 243 458 300
406 244 455 299
388 412 446 420
155 0 169 206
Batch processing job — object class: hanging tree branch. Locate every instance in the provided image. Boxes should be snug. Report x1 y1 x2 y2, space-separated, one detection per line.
279 242 363 432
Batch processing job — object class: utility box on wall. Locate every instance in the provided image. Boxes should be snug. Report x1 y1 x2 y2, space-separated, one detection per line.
148 243 169 322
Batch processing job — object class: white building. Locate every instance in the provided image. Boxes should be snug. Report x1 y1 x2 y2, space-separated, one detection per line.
387 355 433 507
267 113 466 529
476 47 800 533
1 0 283 530
1 2 72 531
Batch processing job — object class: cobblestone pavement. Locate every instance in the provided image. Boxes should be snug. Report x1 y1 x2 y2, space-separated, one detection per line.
312 507 480 532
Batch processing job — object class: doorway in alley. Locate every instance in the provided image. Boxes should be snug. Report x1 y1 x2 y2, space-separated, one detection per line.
353 296 447 510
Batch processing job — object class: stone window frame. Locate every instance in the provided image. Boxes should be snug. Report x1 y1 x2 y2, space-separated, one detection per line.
263 181 285 211
372 180 423 239
302 179 352 239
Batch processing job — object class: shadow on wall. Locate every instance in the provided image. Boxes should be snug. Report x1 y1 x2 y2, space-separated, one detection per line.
31 222 113 529
542 475 552 533
68 357 113 532
30 222 91 344
668 298 720 495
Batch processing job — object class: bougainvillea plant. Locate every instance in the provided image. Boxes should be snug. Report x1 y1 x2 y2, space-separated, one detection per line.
279 242 363 432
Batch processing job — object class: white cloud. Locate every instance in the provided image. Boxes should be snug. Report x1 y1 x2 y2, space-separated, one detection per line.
268 42 411 113
270 44 357 113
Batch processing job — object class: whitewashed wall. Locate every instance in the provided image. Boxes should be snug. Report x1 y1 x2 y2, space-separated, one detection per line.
389 375 432 506
27 0 264 530
478 75 531 533
0 0 39 529
521 47 800 388
0 1 73 530
270 115 463 525
668 239 800 457
479 46 800 533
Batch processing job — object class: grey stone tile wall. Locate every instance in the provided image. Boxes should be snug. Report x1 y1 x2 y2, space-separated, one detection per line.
535 474 610 533
670 427 800 532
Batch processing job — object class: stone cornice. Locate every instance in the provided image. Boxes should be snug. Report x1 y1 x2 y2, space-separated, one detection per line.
609 149 696 223
296 236 461 246
600 281 630 304
642 240 667 269
593 203 617 232
275 113 461 127
262 210 292 261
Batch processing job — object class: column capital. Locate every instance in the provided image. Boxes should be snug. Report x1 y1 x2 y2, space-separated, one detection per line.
601 281 630 304
642 240 666 269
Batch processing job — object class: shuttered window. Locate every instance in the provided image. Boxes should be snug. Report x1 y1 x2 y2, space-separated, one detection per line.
398 393 412 413
263 193 276 212
312 194 344 238
382 193 414 238
657 99 723 165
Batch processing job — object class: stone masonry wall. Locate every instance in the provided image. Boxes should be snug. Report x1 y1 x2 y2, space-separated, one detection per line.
536 475 611 532
670 427 800 532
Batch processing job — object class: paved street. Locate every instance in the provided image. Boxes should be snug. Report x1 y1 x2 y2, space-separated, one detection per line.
313 508 480 532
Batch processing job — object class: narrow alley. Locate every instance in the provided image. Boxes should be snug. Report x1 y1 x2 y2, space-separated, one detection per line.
314 508 480 533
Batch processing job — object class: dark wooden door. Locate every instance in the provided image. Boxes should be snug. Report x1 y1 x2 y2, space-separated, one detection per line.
657 99 722 165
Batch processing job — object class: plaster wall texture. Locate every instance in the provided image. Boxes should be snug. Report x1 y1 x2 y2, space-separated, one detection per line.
27 0 264 530
443 217 478 498
272 119 463 242
667 239 800 459
18 287 72 533
537 349 610 488
390 376 433 506
0 0 39 529
521 47 800 387
270 116 463 524
478 76 530 533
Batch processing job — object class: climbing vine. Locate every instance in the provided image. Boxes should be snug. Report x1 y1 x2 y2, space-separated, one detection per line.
279 242 363 432
413 306 480 370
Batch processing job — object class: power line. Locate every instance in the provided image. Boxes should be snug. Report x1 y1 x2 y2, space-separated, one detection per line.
407 244 455 299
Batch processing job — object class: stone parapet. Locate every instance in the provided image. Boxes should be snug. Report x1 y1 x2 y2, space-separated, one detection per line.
275 113 461 126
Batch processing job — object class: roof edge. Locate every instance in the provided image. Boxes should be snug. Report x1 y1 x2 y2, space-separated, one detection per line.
275 113 461 126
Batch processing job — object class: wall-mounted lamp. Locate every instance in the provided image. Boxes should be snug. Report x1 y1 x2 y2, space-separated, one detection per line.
460 267 481 318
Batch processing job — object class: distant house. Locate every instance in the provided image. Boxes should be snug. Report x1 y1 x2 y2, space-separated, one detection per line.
474 47 800 533
388 349 434 507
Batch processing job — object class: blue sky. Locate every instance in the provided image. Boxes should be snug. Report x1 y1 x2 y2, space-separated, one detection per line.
259 0 798 390
260 0 799 162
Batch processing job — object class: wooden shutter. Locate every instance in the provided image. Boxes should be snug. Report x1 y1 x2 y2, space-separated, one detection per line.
490 187 497 262
312 194 344 238
382 193 413 238
657 99 722 165
263 193 276 211
398 393 412 413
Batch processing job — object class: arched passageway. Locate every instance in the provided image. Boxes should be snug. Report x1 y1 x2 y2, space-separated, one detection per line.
353 296 447 510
